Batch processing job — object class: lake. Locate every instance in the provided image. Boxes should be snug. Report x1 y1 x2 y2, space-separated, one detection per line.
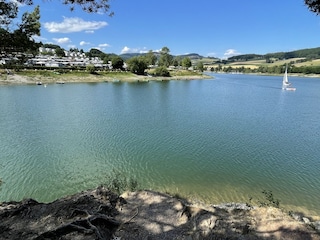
1 73 320 217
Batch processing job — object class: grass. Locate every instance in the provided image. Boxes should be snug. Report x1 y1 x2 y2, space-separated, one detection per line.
104 170 140 195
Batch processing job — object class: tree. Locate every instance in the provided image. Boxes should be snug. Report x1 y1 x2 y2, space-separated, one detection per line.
86 64 96 74
158 46 173 67
181 57 192 69
126 56 148 75
14 0 113 15
153 66 170 77
172 57 180 67
197 62 204 72
0 4 41 55
144 50 157 66
55 48 66 57
0 1 18 26
111 56 124 70
20 5 40 38
305 0 320 14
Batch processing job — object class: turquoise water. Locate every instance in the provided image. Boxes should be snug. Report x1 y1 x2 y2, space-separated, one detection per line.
1 73 320 216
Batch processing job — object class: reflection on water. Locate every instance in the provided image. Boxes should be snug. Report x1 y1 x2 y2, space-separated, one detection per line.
0 74 320 217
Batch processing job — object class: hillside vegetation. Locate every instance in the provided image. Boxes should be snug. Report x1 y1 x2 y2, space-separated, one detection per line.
203 47 320 75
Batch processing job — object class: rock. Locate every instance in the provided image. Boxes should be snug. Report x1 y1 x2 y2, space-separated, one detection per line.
303 217 311 224
313 221 320 232
1 188 320 240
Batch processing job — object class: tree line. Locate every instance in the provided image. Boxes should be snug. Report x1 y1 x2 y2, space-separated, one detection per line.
209 64 320 75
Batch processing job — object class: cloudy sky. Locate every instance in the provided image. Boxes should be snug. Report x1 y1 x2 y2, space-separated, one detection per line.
16 0 320 58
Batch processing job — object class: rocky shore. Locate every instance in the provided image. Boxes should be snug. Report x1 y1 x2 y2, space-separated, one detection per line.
0 187 319 240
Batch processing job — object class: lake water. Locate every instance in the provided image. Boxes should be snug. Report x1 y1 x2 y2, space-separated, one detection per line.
1 73 320 217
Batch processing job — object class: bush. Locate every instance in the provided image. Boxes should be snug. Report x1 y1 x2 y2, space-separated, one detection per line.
153 66 170 77
105 171 139 195
86 64 96 74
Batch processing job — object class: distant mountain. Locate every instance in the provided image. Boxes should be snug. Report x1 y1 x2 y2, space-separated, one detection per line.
228 47 320 62
119 53 144 60
119 52 206 61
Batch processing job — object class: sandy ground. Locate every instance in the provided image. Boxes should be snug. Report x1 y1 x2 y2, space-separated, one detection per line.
0 187 319 239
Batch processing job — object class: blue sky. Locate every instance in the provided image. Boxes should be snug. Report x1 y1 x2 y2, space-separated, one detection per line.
17 0 320 58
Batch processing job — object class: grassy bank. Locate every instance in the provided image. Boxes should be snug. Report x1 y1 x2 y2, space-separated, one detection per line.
0 69 211 85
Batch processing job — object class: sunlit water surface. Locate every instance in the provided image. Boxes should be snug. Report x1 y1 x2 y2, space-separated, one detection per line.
1 73 320 217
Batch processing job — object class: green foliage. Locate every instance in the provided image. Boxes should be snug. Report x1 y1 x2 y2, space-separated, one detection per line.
153 66 170 77
0 1 18 26
259 190 280 208
105 171 139 195
86 64 96 74
43 44 62 49
20 5 40 38
55 47 65 57
305 0 320 15
181 57 192 69
87 48 105 59
14 0 113 15
126 56 148 75
0 4 40 55
144 50 157 66
111 55 124 70
196 61 204 72
158 46 173 67
228 54 264 62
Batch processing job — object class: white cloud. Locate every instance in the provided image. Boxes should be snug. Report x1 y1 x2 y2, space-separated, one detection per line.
120 46 131 54
223 49 241 58
85 30 94 34
120 46 149 54
80 41 90 46
53 37 71 44
44 17 108 33
99 43 110 48
32 35 47 42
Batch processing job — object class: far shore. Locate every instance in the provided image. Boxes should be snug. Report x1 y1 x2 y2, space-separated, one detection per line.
0 70 212 86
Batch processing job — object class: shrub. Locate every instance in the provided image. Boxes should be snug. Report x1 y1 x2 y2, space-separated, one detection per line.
86 64 96 74
153 66 170 77
105 171 139 195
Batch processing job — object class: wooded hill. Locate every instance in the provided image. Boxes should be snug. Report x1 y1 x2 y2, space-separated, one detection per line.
228 47 320 62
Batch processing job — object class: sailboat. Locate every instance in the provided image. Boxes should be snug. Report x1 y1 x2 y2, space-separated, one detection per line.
282 65 296 91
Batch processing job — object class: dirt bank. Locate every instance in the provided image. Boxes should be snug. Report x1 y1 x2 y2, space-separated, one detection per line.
0 187 319 239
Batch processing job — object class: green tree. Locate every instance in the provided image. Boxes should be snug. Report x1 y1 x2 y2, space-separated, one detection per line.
19 5 40 38
13 0 113 14
86 64 96 74
111 56 124 70
55 47 65 57
305 0 320 14
144 50 157 66
197 61 204 72
0 4 40 55
153 66 170 77
172 57 180 67
158 46 173 67
126 56 148 75
0 1 18 26
181 57 192 69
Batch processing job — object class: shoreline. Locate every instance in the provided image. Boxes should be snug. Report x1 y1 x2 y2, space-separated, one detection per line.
0 71 212 86
0 187 319 239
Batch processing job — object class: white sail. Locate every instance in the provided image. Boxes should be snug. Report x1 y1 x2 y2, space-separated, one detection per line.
282 65 296 91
